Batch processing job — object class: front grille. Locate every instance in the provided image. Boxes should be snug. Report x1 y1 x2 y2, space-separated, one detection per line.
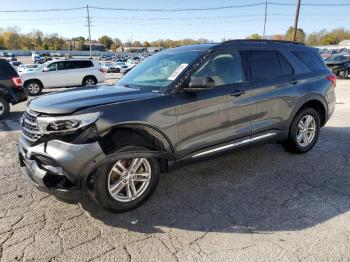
21 109 42 143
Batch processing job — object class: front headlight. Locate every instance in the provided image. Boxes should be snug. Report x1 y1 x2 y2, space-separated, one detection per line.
37 112 101 134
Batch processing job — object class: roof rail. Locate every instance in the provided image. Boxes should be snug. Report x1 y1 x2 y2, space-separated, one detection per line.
221 39 305 45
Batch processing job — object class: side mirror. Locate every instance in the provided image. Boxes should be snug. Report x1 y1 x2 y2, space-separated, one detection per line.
184 76 215 92
42 68 49 72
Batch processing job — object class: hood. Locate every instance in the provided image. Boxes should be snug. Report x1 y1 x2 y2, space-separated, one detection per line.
28 85 161 114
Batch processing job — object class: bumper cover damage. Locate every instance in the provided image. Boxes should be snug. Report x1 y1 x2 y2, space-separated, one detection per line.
17 135 174 201
17 135 105 201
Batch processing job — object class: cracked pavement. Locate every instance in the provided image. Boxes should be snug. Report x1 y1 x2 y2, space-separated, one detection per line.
0 79 349 262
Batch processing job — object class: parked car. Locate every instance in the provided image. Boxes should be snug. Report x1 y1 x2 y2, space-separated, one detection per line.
32 54 43 64
0 59 27 119
17 40 336 212
20 59 106 96
18 64 39 74
115 62 129 73
9 61 23 71
102 62 119 73
0 51 10 57
325 54 350 79
7 54 17 62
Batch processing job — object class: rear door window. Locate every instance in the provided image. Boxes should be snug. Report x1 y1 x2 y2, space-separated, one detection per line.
247 50 283 81
292 51 325 72
0 60 17 77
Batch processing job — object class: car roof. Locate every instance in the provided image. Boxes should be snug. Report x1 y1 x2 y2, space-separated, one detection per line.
167 39 313 53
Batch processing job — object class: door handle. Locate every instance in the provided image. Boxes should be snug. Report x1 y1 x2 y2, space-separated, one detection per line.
290 80 299 85
231 89 246 97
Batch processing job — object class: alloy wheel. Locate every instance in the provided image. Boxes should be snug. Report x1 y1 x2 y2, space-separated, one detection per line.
107 158 152 202
85 79 95 86
296 115 316 147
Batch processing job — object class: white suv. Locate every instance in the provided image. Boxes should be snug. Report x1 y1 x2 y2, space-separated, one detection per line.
20 59 106 96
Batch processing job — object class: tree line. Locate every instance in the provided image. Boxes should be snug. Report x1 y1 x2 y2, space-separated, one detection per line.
0 26 349 51
247 27 350 46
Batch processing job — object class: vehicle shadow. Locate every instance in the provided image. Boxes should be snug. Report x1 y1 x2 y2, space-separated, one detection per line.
80 126 350 234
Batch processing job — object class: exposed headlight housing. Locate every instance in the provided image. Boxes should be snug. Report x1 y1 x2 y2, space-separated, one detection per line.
37 112 101 134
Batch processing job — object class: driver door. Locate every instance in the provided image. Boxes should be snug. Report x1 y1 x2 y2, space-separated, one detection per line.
175 50 252 159
42 61 67 88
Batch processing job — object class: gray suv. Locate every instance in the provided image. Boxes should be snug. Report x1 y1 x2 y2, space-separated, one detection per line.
17 40 336 212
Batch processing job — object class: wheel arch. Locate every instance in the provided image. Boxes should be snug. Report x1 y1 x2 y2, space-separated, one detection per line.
82 75 97 85
290 95 327 127
23 78 43 88
98 124 175 172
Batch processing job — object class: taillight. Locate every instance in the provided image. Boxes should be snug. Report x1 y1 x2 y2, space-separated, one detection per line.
98 68 106 73
11 77 22 88
327 74 336 87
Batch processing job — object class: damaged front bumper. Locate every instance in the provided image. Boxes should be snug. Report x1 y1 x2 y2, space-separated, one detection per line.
17 135 105 201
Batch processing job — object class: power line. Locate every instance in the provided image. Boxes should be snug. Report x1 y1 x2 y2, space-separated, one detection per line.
89 3 266 12
0 3 349 13
0 7 84 13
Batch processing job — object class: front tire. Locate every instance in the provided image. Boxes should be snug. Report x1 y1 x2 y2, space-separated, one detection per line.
91 146 160 213
25 80 43 96
0 97 10 120
283 108 321 154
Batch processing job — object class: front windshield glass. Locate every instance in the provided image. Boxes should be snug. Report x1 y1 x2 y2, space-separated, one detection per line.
117 50 204 93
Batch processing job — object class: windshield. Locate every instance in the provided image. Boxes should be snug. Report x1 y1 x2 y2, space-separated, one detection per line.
326 55 348 62
117 50 204 93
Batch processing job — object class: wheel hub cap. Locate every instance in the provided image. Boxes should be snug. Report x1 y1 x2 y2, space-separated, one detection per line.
108 158 151 202
296 115 316 147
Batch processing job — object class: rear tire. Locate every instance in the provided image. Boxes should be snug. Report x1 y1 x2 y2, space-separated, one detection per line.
25 80 43 96
0 97 10 120
91 146 160 213
282 107 321 154
82 76 97 86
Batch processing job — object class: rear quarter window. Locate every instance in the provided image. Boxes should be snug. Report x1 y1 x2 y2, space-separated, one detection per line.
0 60 17 77
292 51 325 72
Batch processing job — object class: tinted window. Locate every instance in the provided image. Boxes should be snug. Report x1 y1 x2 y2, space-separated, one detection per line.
292 51 325 72
64 61 77 70
248 50 283 80
279 53 294 75
193 51 243 86
75 60 93 68
0 60 17 77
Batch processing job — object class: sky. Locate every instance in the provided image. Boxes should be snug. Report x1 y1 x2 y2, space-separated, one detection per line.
0 0 349 42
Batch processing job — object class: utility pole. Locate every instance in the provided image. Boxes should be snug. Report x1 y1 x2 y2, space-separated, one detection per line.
262 0 268 38
86 5 92 57
292 0 301 42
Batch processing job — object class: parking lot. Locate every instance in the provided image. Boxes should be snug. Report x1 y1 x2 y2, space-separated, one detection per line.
0 79 349 261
